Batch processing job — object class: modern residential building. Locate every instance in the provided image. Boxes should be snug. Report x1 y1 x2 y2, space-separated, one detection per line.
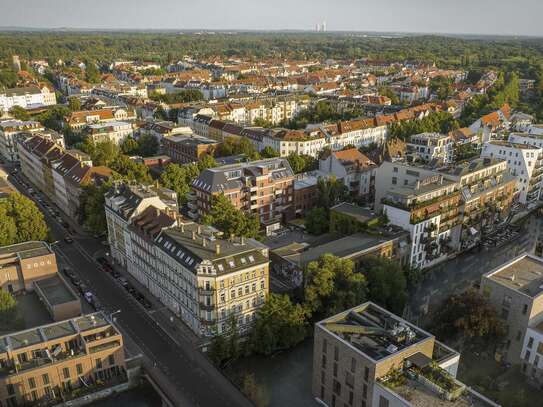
0 119 44 162
124 213 269 336
312 302 499 407
382 173 461 269
481 254 543 369
86 121 133 145
480 141 543 205
65 108 137 132
0 85 56 112
139 121 193 143
162 133 218 164
104 182 178 267
33 274 82 322
406 132 454 164
190 158 295 235
0 313 126 407
439 158 516 250
0 241 58 294
319 148 376 202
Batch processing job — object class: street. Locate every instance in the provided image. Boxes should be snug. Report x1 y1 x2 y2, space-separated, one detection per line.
8 173 253 407
407 214 541 325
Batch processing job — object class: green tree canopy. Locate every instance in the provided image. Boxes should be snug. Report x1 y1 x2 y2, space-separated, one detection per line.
260 146 280 158
304 207 329 235
9 106 30 121
79 181 112 235
217 138 260 160
160 162 201 204
250 293 307 356
317 176 349 209
0 193 49 245
286 153 317 174
0 289 23 333
149 89 204 104
202 194 260 239
304 254 367 319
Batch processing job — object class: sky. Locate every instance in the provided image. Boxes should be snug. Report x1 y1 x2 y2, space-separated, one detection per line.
1 0 543 37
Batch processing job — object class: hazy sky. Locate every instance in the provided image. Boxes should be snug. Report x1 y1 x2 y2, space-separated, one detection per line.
1 0 543 36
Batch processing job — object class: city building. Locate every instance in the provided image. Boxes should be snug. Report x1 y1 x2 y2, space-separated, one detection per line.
0 86 56 112
406 132 454 164
312 302 499 407
162 133 218 164
190 158 295 235
33 274 82 322
125 213 269 336
139 121 193 143
65 108 136 132
104 182 178 267
0 313 126 406
86 121 133 145
0 119 44 162
480 141 543 205
481 254 543 370
0 241 58 294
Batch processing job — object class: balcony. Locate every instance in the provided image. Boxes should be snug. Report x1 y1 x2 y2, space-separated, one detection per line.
198 286 215 294
201 319 217 326
199 302 215 311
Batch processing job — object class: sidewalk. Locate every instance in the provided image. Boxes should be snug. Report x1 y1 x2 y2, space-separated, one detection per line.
91 247 204 348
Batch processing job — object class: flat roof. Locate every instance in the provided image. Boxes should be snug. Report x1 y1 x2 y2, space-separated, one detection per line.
330 203 377 224
34 275 78 306
318 302 431 362
484 254 543 297
0 241 51 259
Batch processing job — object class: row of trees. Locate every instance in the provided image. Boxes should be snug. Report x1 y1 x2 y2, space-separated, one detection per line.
281 100 363 130
149 89 204 104
388 111 460 140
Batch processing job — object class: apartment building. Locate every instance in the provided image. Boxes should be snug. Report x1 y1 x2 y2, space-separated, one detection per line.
104 183 178 267
0 85 56 112
18 135 112 219
190 158 295 235
509 131 543 149
381 173 460 269
0 313 126 407
125 212 269 336
139 121 193 143
480 141 543 204
65 108 137 132
322 119 388 152
439 158 516 251
319 148 376 202
0 241 58 294
407 132 454 164
162 133 218 164
313 302 499 407
86 121 133 145
0 119 44 162
481 254 543 373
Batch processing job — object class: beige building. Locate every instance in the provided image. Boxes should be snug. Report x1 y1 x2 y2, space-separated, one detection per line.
0 313 126 406
0 241 58 294
481 254 543 368
313 302 500 407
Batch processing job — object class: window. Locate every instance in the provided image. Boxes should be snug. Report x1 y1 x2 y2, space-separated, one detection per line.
501 308 509 320
517 330 522 341
378 396 390 407
393 167 398 173
334 346 339 361
364 366 369 381
63 367 70 379
320 386 325 400
345 371 354 388
333 363 338 377
42 373 50 385
96 358 102 369
76 364 83 375
502 295 512 307
28 377 36 389
322 354 327 369
523 304 528 315
350 358 356 372
321 370 326 384
348 391 354 405
109 355 115 366
391 177 397 185
333 379 341 396
525 350 531 362
528 337 534 349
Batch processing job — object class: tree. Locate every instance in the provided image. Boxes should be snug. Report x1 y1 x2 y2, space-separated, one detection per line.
0 193 49 244
149 89 204 104
260 146 279 158
120 137 139 155
9 106 30 121
250 293 307 356
389 111 459 140
359 256 408 315
217 138 260 160
304 254 367 319
429 77 454 100
286 153 317 174
137 134 159 157
317 176 348 209
110 155 152 184
0 289 23 332
84 59 101 83
253 118 274 128
79 181 112 235
68 97 81 111
305 207 329 235
197 154 217 172
160 163 200 204
79 139 120 167
433 289 505 345
202 194 260 239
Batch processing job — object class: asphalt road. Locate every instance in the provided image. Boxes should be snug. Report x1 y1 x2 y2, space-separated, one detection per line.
8 173 253 407
407 215 540 325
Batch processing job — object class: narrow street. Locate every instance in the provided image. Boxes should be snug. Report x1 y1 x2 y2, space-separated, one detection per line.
8 173 253 407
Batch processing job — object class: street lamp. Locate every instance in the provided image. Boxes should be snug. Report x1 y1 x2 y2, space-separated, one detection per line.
109 309 121 323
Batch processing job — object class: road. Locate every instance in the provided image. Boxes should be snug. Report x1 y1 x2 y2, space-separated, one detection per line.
8 172 253 407
407 214 540 325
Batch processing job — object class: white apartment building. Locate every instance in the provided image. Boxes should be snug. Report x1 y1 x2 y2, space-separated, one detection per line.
509 132 543 149
0 86 56 112
480 141 543 204
0 119 44 161
87 121 133 145
407 132 454 164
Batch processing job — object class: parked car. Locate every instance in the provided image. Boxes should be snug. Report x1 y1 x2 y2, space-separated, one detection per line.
84 292 93 304
91 297 103 311
97 257 108 266
63 269 77 281
71 278 82 287
118 277 129 288
142 299 152 310
111 271 121 279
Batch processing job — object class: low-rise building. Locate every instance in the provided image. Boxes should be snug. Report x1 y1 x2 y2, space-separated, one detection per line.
407 132 454 164
190 158 295 235
0 241 58 294
0 312 126 407
86 121 133 145
139 121 193 143
33 274 82 322
313 302 499 407
480 141 543 205
162 133 218 164
0 85 56 112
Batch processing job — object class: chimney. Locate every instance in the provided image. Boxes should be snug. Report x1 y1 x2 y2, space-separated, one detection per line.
181 223 184 233
215 243 221 255
202 237 207 248
192 231 196 240
241 236 246 245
